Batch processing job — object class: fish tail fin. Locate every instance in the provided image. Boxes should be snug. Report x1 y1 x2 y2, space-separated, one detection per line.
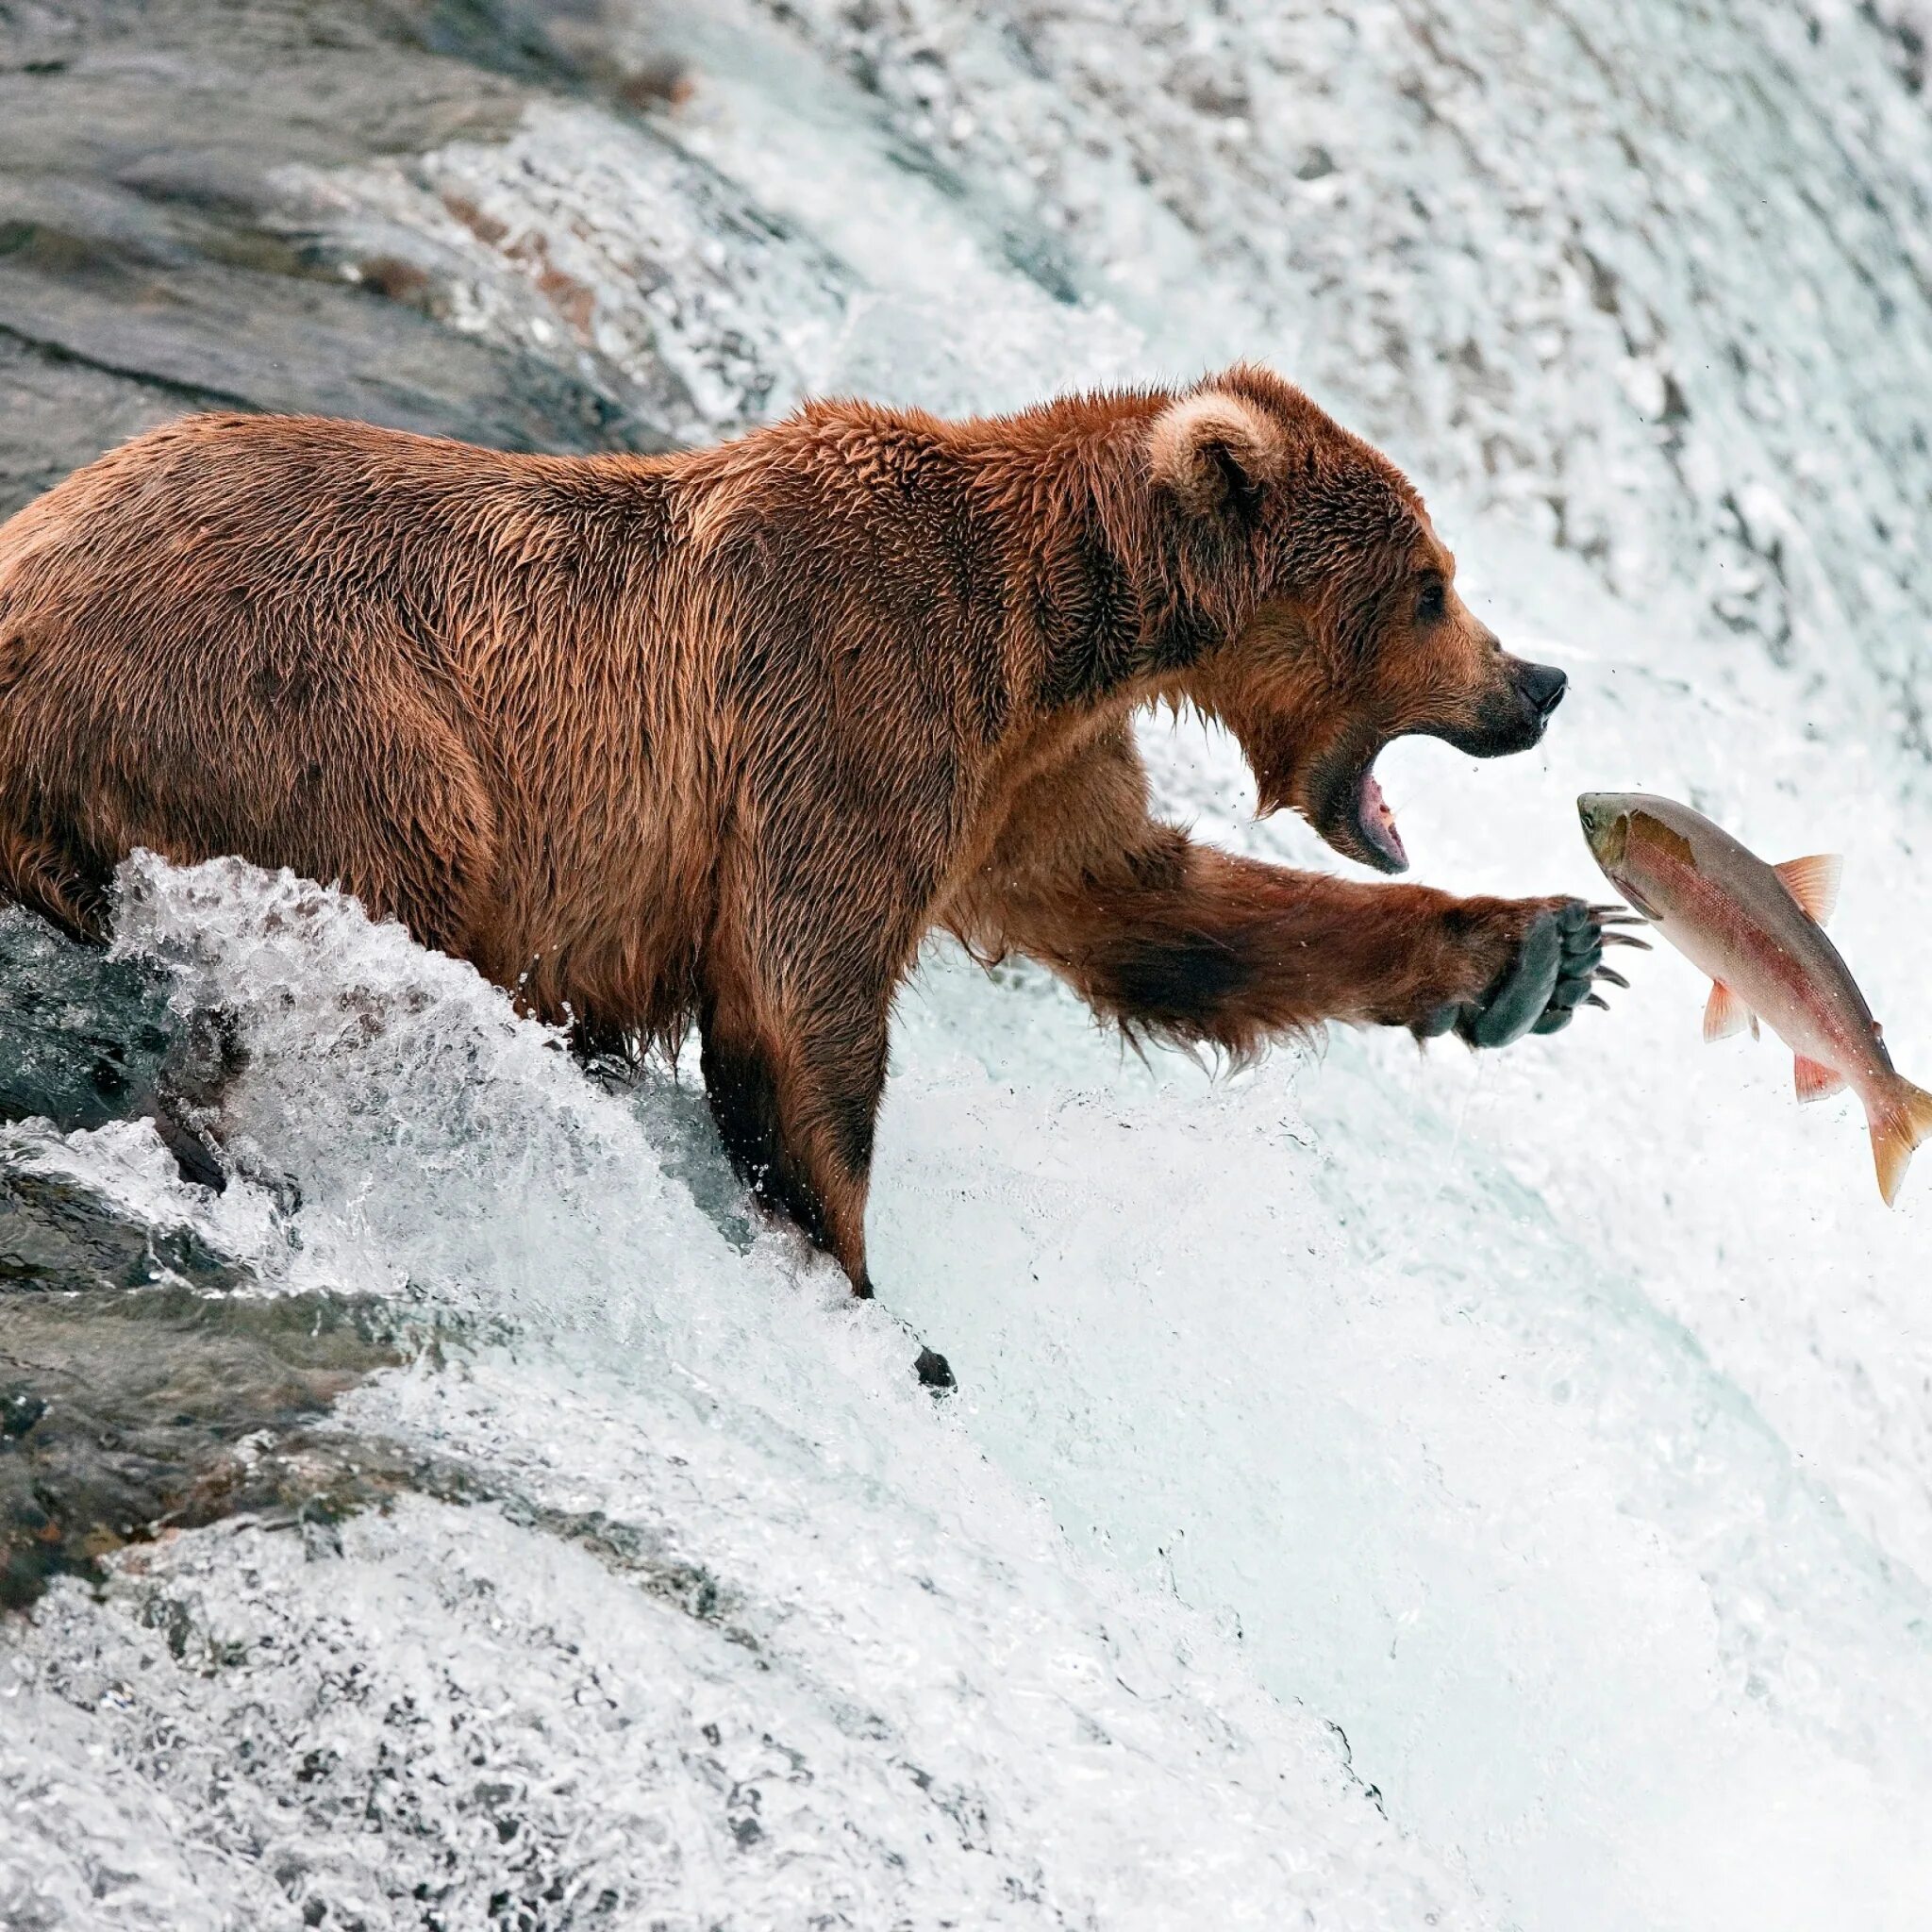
1869 1076 1932 1208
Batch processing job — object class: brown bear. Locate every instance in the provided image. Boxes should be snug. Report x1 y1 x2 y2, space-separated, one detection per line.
0 365 1625 1365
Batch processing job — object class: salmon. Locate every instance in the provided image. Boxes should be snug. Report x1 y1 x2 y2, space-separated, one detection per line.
1578 791 1932 1206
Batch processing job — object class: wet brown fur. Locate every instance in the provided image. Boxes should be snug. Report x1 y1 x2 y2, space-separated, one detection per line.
0 366 1571 1293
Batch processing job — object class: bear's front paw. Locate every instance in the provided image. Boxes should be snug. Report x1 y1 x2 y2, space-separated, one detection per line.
1412 897 1641 1049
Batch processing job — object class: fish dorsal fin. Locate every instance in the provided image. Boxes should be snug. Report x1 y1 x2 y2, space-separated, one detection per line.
1774 853 1842 925
1704 980 1757 1042
1793 1055 1846 1104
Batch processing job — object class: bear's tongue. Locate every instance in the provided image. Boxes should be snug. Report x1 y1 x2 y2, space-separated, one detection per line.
1357 767 1407 869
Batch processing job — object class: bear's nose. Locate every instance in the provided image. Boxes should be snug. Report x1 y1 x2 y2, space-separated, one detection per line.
1517 661 1567 720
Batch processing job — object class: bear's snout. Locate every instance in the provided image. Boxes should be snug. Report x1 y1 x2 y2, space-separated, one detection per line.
1515 660 1568 723
1433 655 1568 759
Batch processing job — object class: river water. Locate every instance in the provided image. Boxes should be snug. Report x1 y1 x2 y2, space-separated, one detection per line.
5 3 1932 1926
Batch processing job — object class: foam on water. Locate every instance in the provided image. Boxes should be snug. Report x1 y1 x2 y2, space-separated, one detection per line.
8 2 1932 1926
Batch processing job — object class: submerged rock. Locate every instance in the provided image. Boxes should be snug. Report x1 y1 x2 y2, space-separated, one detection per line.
0 1276 406 1609
0 910 177 1139
0 914 422 1613
0 1166 244 1295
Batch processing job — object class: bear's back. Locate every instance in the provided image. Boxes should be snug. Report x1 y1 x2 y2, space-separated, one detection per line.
0 415 706 1017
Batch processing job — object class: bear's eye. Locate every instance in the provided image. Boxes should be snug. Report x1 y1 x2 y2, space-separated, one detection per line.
1415 578 1447 625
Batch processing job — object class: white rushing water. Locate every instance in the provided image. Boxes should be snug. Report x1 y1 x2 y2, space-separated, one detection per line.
8 3 1932 1927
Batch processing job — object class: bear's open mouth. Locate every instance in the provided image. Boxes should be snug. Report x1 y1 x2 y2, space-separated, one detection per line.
1346 759 1408 872
1300 742 1410 874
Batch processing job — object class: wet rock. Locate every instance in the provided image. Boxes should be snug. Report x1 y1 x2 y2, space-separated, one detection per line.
0 1281 407 1608
0 1387 47 1438
0 909 177 1137
0 1135 543 1616
0 1166 248 1293
0 0 683 522
2 982 420 1611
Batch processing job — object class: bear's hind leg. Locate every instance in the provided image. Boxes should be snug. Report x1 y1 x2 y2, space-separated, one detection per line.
0 821 112 944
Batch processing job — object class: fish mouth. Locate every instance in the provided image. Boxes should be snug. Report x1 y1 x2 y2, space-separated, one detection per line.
1577 793 1630 873
1312 746 1409 874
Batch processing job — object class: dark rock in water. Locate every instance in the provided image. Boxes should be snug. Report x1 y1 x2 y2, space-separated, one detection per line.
0 1270 418 1609
0 1165 248 1294
0 1387 47 1438
0 1050 413 1609
0 909 177 1137
0 1158 239 1298
0 899 391 1608
0 910 266 1193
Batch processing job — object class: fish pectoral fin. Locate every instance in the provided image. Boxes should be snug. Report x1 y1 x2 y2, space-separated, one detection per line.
1703 980 1755 1042
1793 1055 1846 1104
1773 853 1843 925
1870 1078 1932 1207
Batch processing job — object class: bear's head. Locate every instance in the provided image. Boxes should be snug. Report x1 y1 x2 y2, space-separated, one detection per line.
1143 366 1567 874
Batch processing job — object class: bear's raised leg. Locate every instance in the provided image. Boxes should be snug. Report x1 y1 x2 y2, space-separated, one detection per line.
968 827 1620 1058
946 719 1624 1055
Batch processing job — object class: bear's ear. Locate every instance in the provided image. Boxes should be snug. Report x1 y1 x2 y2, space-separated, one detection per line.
1146 391 1286 522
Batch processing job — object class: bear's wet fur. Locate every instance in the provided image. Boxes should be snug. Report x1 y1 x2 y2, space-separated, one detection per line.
0 365 1598 1294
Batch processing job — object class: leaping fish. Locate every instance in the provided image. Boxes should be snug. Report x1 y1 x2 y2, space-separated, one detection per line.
1578 791 1932 1206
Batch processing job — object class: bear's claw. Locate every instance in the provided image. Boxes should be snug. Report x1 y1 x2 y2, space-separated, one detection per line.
1467 908 1566 1046
1530 898 1625 1037
1448 898 1623 1046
